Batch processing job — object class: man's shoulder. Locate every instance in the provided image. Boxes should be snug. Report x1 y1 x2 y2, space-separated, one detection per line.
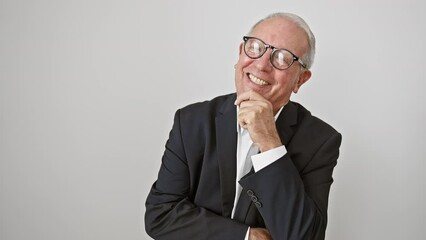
171 93 235 138
178 93 236 117
290 101 340 136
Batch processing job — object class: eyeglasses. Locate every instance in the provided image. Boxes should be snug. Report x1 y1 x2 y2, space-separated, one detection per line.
243 36 307 70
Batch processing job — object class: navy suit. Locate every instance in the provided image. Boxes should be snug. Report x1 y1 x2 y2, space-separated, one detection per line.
145 93 342 240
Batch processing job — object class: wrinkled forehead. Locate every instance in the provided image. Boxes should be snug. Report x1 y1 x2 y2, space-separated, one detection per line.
250 17 308 55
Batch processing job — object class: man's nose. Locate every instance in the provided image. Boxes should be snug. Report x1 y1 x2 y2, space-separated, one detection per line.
255 50 273 71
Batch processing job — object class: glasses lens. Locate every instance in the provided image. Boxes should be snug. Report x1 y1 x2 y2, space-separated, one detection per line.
272 50 294 69
245 38 264 58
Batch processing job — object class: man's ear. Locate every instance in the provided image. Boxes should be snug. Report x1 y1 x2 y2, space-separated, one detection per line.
239 42 243 55
293 70 312 93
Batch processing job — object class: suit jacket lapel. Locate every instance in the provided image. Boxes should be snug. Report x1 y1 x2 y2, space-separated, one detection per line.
215 94 238 218
275 101 298 146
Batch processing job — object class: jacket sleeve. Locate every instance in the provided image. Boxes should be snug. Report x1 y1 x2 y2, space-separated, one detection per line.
145 109 248 240
239 131 342 240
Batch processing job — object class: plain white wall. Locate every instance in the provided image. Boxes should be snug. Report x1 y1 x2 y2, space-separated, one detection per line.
1 0 425 239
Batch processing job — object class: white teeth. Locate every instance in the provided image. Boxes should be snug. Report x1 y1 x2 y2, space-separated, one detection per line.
248 74 269 86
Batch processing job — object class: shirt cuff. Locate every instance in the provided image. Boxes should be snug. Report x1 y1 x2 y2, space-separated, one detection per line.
251 145 287 172
244 227 250 240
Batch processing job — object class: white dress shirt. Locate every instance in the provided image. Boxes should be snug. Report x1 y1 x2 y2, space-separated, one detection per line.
231 106 287 239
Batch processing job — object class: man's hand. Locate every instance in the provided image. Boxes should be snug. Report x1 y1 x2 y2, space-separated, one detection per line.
235 91 282 152
249 227 272 240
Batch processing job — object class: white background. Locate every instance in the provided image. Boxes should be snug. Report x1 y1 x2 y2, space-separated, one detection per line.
1 0 425 239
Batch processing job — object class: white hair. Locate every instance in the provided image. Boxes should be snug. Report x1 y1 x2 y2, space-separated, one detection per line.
248 12 316 69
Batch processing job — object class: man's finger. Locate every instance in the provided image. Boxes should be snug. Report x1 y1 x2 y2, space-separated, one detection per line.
238 99 269 110
234 90 265 106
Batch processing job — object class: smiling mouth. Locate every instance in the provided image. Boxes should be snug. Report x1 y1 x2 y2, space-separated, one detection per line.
248 73 270 86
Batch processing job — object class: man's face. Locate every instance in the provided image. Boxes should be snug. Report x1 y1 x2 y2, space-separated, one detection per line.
234 17 311 113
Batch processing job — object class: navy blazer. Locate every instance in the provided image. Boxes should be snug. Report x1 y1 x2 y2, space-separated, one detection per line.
145 93 342 240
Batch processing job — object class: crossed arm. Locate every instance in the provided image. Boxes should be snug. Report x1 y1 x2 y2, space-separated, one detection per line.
145 92 341 239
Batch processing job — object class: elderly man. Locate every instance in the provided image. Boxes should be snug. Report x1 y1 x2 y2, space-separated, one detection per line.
145 12 342 240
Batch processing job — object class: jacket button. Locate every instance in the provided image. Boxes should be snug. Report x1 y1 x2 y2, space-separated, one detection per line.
247 190 254 197
255 201 262 208
251 196 258 202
